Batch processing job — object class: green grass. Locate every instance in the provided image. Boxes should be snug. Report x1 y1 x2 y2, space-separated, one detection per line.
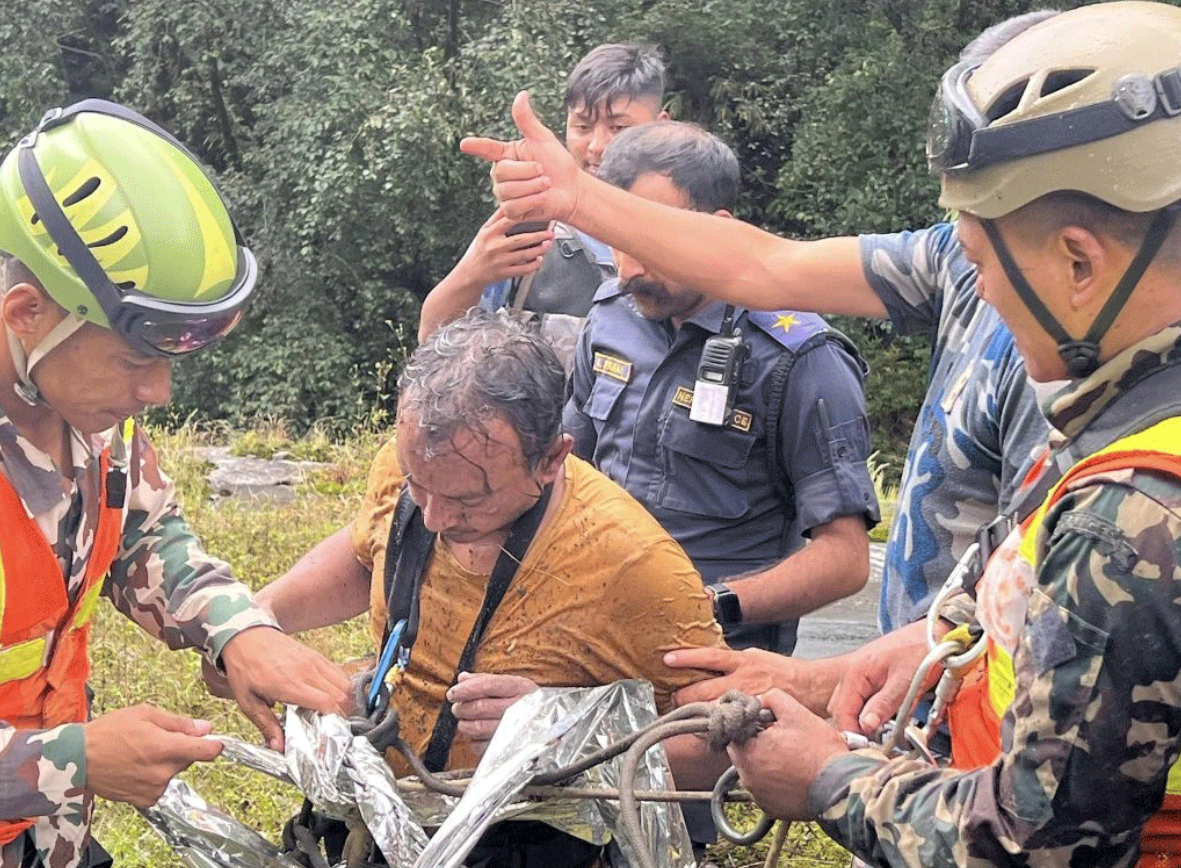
87 424 855 867
867 451 899 544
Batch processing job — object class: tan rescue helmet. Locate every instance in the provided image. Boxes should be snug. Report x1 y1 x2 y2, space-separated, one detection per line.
928 1 1181 219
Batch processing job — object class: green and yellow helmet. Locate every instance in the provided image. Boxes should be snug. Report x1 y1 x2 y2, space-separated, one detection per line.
0 100 256 358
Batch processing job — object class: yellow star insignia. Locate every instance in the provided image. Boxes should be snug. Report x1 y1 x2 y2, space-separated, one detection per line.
775 313 799 333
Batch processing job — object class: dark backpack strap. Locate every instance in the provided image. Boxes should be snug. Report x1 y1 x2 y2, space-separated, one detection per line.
763 328 864 530
381 488 435 652
422 483 553 773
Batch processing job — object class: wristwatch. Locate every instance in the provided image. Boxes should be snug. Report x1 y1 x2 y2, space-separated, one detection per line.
707 583 743 627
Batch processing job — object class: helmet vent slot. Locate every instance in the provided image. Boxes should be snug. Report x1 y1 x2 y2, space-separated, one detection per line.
63 176 100 207
89 226 128 248
1041 68 1094 97
985 81 1028 123
116 280 136 290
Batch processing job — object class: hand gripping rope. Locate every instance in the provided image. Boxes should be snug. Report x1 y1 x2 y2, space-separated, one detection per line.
338 689 782 868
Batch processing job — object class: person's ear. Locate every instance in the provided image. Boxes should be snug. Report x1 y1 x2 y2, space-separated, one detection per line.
1058 226 1108 311
2 282 60 341
713 209 734 221
537 434 574 482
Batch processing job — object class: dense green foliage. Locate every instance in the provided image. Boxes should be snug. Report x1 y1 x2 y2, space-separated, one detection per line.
0 0 1114 473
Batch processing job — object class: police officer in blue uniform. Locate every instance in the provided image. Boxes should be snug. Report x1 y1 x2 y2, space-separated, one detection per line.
565 121 879 656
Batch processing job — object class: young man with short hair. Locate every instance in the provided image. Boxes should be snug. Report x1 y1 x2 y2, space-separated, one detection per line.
417 42 668 367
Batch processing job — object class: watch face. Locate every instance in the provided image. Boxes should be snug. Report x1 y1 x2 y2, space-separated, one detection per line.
714 587 742 626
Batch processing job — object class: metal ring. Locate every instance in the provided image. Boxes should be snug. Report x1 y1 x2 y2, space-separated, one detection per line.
710 766 775 846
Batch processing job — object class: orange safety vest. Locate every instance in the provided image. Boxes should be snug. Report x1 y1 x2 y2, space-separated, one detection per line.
0 433 127 845
945 417 1181 866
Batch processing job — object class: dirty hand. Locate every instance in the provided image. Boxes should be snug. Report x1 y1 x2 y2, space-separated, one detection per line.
460 92 581 224
827 619 933 735
219 626 351 751
84 704 223 807
666 646 840 716
727 690 848 820
448 672 539 757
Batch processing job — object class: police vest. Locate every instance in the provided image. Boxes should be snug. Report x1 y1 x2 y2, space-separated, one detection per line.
0 434 126 844
945 416 1181 865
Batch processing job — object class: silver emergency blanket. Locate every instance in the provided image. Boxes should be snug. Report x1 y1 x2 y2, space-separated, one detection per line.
140 777 303 868
139 681 694 868
412 680 695 868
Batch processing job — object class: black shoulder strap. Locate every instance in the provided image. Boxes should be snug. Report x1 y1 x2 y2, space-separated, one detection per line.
381 489 434 652
763 328 863 528
379 483 554 772
420 483 553 773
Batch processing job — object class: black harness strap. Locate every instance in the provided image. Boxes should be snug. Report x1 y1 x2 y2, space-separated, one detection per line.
422 483 552 772
379 482 554 774
380 490 433 653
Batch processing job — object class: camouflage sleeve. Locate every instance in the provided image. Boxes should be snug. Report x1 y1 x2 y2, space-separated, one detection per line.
809 472 1181 867
859 223 962 337
0 723 86 822
101 425 278 663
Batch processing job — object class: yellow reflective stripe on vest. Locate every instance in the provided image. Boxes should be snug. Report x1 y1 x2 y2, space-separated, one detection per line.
70 580 105 630
1018 417 1181 566
0 636 47 683
986 642 1016 720
988 416 1181 789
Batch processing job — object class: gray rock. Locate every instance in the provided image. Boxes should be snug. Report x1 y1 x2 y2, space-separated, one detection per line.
198 446 327 505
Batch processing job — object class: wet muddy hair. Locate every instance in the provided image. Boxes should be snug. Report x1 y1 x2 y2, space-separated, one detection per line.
397 309 565 470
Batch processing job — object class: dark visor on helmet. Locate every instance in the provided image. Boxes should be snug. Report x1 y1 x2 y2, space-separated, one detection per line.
927 59 1181 176
108 247 256 357
15 100 256 359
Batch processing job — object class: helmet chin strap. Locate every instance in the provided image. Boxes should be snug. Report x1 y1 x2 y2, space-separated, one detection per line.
5 313 88 406
981 208 1176 379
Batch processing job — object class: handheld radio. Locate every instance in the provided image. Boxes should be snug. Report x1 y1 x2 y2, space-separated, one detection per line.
689 305 748 426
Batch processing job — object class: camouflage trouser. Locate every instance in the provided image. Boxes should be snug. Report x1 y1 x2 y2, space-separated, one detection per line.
15 834 112 868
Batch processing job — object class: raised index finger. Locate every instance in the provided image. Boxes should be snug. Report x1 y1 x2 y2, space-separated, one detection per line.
460 136 514 162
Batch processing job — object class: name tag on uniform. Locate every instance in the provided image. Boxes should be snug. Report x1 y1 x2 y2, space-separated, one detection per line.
673 386 754 432
593 352 632 383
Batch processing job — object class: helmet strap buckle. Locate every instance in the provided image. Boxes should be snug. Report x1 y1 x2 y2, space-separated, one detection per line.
1057 340 1102 378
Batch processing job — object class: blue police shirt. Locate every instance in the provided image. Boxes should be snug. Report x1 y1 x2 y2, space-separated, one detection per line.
564 280 880 654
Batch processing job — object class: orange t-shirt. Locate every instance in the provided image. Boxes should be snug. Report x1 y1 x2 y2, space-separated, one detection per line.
352 441 726 773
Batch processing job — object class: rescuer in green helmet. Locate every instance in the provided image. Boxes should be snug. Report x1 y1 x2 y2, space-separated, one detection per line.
0 100 349 868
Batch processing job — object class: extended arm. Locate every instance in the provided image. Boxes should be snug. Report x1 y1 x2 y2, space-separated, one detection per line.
102 426 348 749
417 208 552 341
734 482 1181 868
461 93 886 318
253 524 371 632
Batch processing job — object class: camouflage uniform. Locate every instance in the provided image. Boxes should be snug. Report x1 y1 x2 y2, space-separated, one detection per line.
808 325 1181 867
0 415 278 868
862 223 1049 632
